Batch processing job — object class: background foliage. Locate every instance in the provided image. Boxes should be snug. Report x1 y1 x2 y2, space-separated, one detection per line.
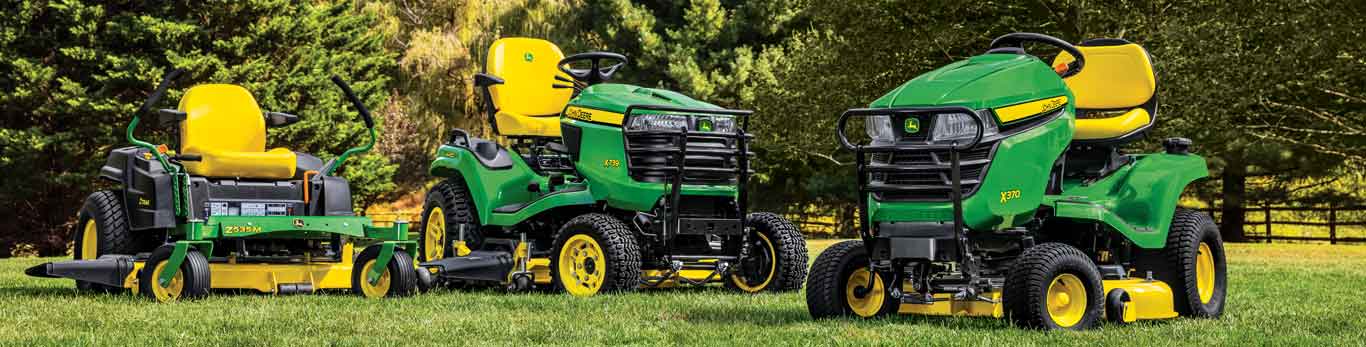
2 0 1363 255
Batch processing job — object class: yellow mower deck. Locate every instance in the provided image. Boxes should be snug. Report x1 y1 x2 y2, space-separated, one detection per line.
119 244 360 295
893 279 1177 322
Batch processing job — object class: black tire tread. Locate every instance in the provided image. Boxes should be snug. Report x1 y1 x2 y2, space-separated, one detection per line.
352 246 419 297
138 245 211 301
1163 208 1226 317
552 213 642 294
733 212 809 292
419 178 480 262
1002 242 1104 330
806 240 891 318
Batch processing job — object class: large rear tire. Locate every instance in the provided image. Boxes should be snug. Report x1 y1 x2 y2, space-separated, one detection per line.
1002 243 1104 330
419 178 481 263
75 190 156 292
1158 208 1227 317
727 212 809 293
551 213 641 297
805 240 897 318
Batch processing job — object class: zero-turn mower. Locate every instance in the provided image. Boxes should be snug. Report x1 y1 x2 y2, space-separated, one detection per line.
805 33 1227 329
26 70 422 302
416 38 808 296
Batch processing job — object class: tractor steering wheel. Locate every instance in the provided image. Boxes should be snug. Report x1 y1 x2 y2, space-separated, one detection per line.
557 52 628 86
988 32 1086 78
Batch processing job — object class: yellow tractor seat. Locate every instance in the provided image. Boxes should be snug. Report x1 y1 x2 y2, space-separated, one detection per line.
178 84 297 180
1053 39 1158 143
480 37 574 137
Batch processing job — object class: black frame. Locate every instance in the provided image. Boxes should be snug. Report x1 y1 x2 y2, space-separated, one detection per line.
621 105 755 260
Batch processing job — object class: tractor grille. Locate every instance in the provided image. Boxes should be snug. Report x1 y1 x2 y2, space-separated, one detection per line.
869 141 997 201
625 132 749 185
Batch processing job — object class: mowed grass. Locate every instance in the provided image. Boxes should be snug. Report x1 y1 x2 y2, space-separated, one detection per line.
1 241 1364 346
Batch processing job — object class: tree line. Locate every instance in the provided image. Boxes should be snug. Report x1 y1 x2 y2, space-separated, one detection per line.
2 0 1362 256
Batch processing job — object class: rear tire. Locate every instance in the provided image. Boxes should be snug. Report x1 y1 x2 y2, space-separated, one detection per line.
419 178 481 263
805 240 897 318
727 212 809 293
1002 243 1104 330
1157 208 1227 317
75 190 156 292
551 213 641 297
138 245 211 302
352 246 419 298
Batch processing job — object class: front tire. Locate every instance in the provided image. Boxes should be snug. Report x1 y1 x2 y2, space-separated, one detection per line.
352 246 419 298
728 212 809 293
75 190 156 292
138 245 211 302
1002 243 1104 330
805 240 897 318
551 213 641 297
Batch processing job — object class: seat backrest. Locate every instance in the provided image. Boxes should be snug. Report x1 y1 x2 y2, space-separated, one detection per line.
1053 39 1156 110
486 38 573 117
1053 39 1157 143
178 84 266 155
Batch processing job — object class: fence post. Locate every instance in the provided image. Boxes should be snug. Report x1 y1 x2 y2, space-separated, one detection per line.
1264 205 1272 243
1329 207 1337 245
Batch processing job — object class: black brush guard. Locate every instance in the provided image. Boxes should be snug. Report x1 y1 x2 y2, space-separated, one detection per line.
622 105 755 263
836 106 991 299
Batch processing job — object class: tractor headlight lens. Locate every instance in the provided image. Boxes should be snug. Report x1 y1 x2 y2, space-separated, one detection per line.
627 114 690 131
627 114 738 133
932 112 997 141
865 115 894 142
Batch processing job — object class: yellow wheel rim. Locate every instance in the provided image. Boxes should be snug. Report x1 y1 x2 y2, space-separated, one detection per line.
1046 273 1087 327
731 232 777 293
358 259 392 298
844 267 886 317
80 220 98 260
1196 242 1215 304
424 207 446 261
149 261 184 302
557 234 605 297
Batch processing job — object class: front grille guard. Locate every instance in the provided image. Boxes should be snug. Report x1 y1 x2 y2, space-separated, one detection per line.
622 105 755 259
837 106 987 294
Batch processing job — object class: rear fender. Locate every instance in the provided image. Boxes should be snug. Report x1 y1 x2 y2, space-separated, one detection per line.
428 144 540 224
1049 152 1208 249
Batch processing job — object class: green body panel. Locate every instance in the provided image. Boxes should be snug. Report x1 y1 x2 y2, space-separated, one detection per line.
569 83 722 114
1045 153 1209 249
870 54 1072 111
427 82 740 228
866 53 1075 230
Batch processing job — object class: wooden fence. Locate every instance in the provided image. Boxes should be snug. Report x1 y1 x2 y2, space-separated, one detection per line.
1200 206 1366 244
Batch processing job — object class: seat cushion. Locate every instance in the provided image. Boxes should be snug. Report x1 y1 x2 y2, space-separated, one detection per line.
1074 108 1152 141
187 147 297 179
495 110 562 137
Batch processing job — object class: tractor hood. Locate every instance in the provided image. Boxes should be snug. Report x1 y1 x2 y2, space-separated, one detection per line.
870 53 1072 110
569 83 722 114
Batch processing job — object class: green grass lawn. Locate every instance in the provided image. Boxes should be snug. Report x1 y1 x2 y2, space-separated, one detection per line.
1 240 1364 346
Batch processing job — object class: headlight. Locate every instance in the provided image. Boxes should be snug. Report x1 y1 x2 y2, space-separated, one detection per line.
627 114 689 131
627 114 738 133
932 112 997 141
865 115 894 142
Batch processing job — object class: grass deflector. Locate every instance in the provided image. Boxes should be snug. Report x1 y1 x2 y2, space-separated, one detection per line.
805 33 1227 330
26 70 422 302
417 38 808 296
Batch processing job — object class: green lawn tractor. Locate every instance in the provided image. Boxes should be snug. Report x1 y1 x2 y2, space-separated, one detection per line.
25 70 421 302
416 38 808 296
805 33 1227 329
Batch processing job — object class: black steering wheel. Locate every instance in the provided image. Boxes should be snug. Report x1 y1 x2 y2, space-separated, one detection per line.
557 52 628 86
988 32 1086 78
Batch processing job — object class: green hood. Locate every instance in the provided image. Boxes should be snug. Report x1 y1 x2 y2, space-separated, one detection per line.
870 53 1071 110
569 83 721 114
